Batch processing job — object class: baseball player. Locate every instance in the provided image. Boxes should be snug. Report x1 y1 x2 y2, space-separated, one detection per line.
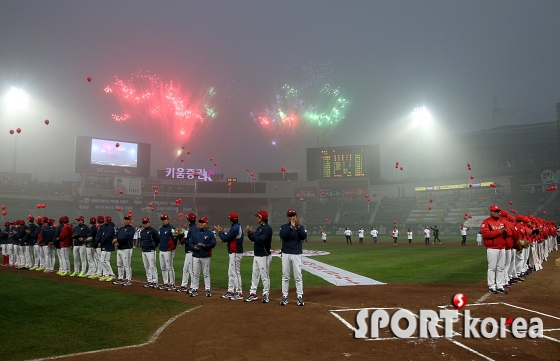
370 227 378 244
1 222 11 266
279 208 307 306
189 216 216 297
84 217 98 277
89 216 106 279
158 214 179 291
71 216 89 277
407 229 413 245
113 215 135 286
481 204 508 294
177 213 197 293
215 212 244 300
98 216 116 282
57 216 73 276
245 210 273 303
139 217 160 288
321 230 327 244
423 226 430 246
40 219 56 272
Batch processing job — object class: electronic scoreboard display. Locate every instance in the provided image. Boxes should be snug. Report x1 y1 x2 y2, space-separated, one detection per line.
306 145 380 181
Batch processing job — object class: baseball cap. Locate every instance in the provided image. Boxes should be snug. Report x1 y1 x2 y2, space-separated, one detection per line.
61 216 69 223
97 215 105 222
499 210 509 217
28 216 35 222
4 221 9 226
255 210 268 220
105 216 112 222
160 214 169 220
123 215 131 221
489 204 500 212
186 212 197 221
198 216 209 223
142 217 150 223
228 212 238 220
89 217 96 223
48 218 55 224
59 217 64 223
286 209 297 217
523 216 530 223
76 216 84 221
515 214 524 221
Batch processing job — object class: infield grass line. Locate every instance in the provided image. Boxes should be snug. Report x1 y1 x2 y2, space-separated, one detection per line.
27 305 203 361
501 302 560 321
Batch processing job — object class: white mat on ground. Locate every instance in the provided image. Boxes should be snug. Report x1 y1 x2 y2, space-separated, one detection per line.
301 256 385 286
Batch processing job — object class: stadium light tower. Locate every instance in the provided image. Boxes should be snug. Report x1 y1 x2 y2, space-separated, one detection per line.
411 106 432 182
3 87 30 173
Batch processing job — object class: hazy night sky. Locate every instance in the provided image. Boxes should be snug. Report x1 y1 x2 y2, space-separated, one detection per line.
1 0 559 182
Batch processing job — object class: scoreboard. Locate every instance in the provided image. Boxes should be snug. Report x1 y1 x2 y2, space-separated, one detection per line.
307 145 380 181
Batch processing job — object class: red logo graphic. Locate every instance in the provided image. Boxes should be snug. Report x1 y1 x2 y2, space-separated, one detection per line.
452 293 467 310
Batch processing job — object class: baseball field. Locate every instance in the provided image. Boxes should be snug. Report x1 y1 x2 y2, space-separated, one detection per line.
2 235 559 361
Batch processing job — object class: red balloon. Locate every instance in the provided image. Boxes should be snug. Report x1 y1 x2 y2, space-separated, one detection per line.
210 157 213 161
44 119 50 125
187 151 191 155
467 163 471 167
253 177 256 181
194 172 199 177
116 206 121 211
510 209 515 213
400 167 403 170
395 165 398 168
214 162 217 167
41 204 46 208
181 145 185 149
151 207 155 211
428 207 432 210
326 218 329 223
463 216 467 220
9 130 14 135
116 143 120 147
464 213 468 217
509 201 513 205
470 175 474 180
468 215 472 218
87 76 92 82
429 198 433 203
180 158 184 162
37 204 41 209
468 184 472 188
128 209 132 214
227 182 231 187
246 168 250 172
367 199 370 202
178 213 183 217
1 205 5 210
393 221 396 224
542 211 547 215
250 173 254 176
153 185 158 189
148 202 153 207
154 190 159 195
395 162 399 165
2 211 6 216
16 128 21 134
119 189 123 195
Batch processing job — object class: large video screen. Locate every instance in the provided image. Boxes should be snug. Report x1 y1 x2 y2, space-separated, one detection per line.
307 144 380 181
91 139 138 168
74 135 151 177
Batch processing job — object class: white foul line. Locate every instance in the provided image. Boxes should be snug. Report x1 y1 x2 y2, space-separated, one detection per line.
27 305 203 361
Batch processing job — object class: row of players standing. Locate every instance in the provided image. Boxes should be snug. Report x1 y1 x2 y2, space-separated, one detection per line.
0 208 308 306
481 204 558 294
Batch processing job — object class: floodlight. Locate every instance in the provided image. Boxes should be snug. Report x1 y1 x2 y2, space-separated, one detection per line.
412 106 431 127
4 87 29 112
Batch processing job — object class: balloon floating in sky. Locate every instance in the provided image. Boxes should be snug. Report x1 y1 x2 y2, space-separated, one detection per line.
509 200 513 205
87 76 92 82
181 145 185 149
429 198 433 203
116 143 120 147
119 189 123 195
9 130 14 135
187 151 191 155
16 128 21 134
180 158 184 162
44 119 50 125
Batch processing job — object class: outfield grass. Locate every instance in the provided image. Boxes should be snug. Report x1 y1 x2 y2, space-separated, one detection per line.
0 272 189 361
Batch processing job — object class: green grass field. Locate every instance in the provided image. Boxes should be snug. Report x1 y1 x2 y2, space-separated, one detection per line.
1 235 488 360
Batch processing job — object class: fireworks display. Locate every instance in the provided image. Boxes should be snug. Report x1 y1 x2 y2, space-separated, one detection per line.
104 71 216 141
250 62 349 139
